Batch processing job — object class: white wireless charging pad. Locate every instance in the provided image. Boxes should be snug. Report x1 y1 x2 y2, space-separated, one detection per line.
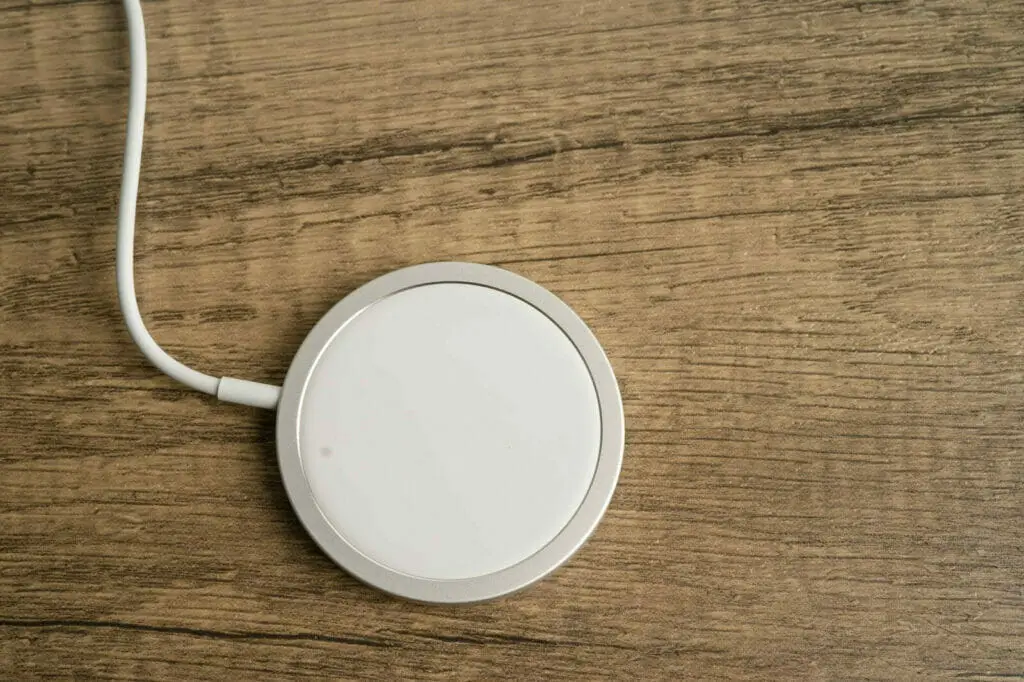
275 262 623 602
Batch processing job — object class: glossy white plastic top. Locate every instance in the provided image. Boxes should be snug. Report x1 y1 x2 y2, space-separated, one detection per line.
299 283 601 580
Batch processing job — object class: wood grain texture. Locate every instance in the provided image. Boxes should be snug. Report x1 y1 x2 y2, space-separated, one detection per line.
1 0 1022 679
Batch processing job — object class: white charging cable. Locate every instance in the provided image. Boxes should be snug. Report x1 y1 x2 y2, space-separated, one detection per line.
117 0 281 410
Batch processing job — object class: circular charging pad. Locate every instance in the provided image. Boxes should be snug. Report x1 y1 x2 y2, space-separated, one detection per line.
276 262 623 603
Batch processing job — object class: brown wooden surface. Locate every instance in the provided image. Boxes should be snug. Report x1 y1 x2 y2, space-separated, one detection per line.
1 0 1022 679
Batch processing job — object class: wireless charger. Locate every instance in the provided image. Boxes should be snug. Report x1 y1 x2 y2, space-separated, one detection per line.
277 263 623 602
116 0 623 603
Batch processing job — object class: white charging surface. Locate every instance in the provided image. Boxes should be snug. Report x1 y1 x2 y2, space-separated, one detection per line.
301 282 601 580
276 263 623 602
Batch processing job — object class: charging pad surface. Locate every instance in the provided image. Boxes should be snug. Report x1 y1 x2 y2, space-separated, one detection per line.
276 262 623 602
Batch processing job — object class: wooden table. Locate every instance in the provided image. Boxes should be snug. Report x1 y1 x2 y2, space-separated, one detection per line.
2 1 1021 679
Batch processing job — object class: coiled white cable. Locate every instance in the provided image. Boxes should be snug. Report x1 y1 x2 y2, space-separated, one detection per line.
117 0 281 410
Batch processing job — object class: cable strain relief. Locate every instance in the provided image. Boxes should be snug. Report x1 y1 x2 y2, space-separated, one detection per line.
217 377 281 410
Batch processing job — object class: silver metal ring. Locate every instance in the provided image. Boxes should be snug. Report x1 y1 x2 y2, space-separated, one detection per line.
276 262 624 603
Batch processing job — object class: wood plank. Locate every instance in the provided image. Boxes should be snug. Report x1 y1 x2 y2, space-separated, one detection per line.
1 0 1021 679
